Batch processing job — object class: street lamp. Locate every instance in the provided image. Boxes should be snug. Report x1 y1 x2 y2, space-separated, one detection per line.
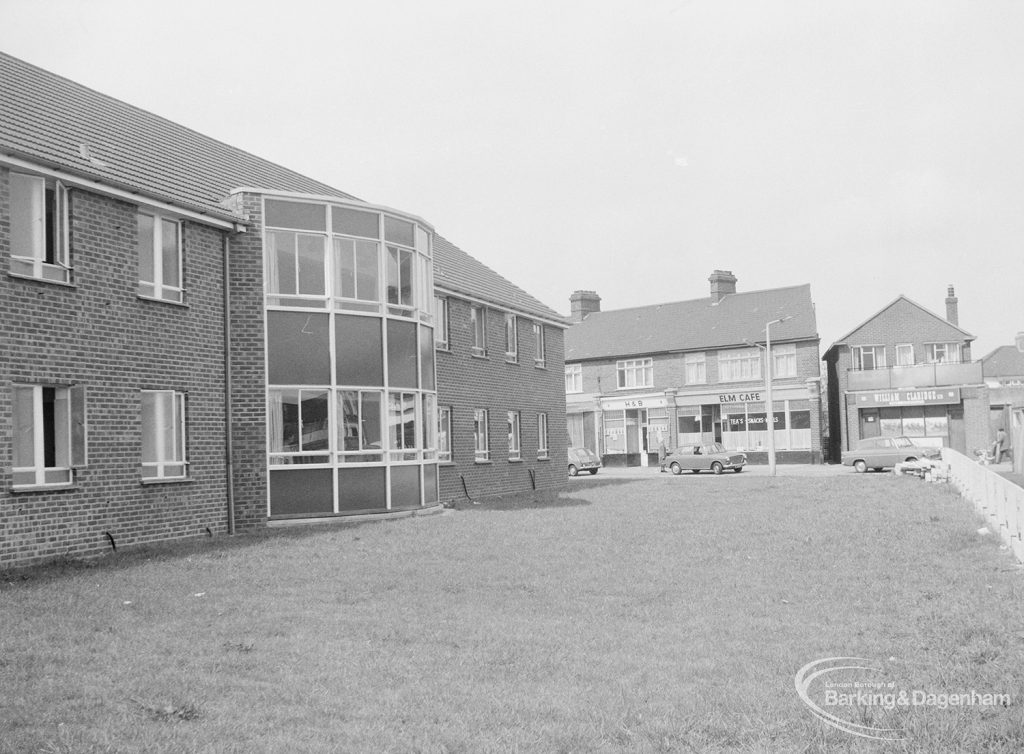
765 316 793 477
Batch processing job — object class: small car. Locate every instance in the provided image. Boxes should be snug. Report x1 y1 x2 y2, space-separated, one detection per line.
841 436 941 473
568 447 601 476
665 443 746 474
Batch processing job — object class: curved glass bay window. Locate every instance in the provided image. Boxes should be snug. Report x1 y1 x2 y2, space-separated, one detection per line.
263 196 438 517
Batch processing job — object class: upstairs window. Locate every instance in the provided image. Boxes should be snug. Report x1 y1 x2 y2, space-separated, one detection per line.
470 306 487 356
617 358 653 389
266 230 327 307
684 352 706 384
10 173 70 283
926 343 961 364
138 214 184 303
565 363 582 393
852 345 886 371
533 322 546 367
718 348 761 382
434 297 449 348
505 313 518 361
895 344 914 366
12 384 86 487
141 390 187 480
771 343 797 378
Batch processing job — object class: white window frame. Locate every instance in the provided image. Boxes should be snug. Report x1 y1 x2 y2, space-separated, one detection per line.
926 342 961 364
508 411 521 461
138 213 184 303
684 352 707 384
616 358 653 389
9 172 70 284
718 347 762 382
852 345 887 371
471 305 487 356
537 413 549 460
141 390 188 480
895 344 914 367
12 384 85 488
565 363 583 393
505 312 518 361
533 322 546 367
474 408 490 461
771 343 797 378
434 296 449 349
438 406 452 462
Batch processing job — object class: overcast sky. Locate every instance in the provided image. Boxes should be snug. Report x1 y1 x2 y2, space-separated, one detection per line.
4 0 1022 357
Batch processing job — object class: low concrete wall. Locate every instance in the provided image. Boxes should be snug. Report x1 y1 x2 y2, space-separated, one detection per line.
943 448 1024 563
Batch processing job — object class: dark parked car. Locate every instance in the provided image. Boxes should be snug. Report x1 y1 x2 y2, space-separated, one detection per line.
568 447 601 476
841 436 941 473
665 443 746 474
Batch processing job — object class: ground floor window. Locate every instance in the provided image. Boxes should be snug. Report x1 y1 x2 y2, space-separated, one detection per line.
438 406 452 462
474 409 490 461
141 389 187 480
12 384 86 487
718 400 812 451
538 413 549 459
508 411 521 460
865 405 949 440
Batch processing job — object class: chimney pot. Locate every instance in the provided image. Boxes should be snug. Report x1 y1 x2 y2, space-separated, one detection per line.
708 270 738 303
570 290 601 323
945 284 959 326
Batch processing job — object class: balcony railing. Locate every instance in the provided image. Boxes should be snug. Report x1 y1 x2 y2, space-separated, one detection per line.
847 361 983 390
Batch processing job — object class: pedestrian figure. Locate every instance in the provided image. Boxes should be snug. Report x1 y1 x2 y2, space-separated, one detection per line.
658 440 667 472
994 427 1008 464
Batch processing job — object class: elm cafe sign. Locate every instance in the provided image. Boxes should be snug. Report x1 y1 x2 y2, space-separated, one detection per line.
854 388 961 408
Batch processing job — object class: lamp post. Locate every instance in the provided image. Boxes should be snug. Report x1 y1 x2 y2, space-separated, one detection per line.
765 316 792 477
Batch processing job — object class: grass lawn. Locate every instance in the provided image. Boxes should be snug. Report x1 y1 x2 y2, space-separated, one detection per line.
2 474 1024 753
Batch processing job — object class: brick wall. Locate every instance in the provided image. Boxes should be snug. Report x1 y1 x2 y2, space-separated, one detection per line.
223 192 269 529
436 295 567 504
1 170 231 567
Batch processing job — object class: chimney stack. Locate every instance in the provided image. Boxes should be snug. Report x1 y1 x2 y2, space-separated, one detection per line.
570 290 601 323
709 270 737 303
945 284 958 326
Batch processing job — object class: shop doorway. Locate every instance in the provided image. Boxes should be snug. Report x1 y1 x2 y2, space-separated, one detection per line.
860 409 880 439
701 404 722 444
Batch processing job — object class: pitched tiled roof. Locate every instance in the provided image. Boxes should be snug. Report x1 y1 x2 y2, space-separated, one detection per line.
823 295 975 357
433 235 567 325
566 284 817 361
0 52 355 221
981 345 1024 377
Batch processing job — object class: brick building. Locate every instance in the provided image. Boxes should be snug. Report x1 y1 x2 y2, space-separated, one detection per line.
432 237 568 503
981 344 1023 465
822 287 988 460
1 52 564 567
565 271 824 466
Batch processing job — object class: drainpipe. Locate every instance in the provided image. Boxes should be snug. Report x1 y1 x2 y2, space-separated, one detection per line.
223 232 236 535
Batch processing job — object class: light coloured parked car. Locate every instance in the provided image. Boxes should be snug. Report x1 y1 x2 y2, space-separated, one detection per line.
841 436 941 473
665 443 746 475
568 447 601 476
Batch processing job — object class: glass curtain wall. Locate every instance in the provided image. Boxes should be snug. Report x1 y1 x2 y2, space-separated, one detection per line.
263 197 438 516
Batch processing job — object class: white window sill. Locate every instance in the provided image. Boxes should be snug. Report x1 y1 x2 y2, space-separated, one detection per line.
141 476 192 485
137 293 189 308
8 271 76 289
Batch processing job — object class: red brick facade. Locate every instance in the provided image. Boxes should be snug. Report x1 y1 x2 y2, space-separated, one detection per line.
435 295 568 504
823 296 987 459
1 170 232 566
